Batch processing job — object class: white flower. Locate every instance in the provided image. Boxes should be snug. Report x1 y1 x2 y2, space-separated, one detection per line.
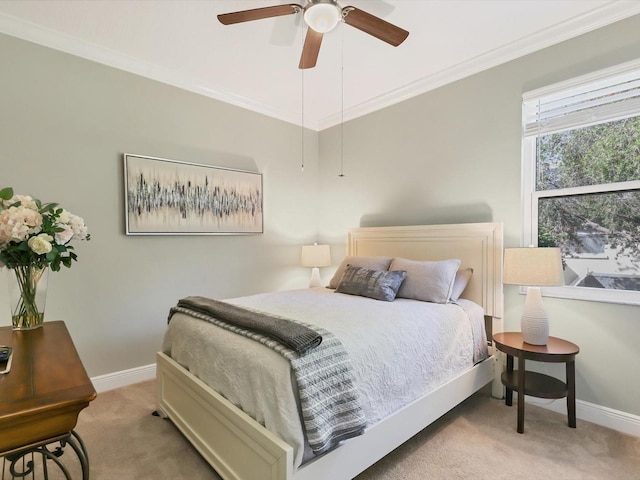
57 209 70 224
28 233 53 255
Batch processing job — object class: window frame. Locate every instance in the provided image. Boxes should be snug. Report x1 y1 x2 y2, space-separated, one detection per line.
522 59 640 306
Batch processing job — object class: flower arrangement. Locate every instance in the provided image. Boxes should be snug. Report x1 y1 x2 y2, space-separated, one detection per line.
0 186 90 329
0 187 90 270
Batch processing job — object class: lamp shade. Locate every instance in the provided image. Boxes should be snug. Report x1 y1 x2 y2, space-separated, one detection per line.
301 244 331 268
503 247 564 286
304 1 341 33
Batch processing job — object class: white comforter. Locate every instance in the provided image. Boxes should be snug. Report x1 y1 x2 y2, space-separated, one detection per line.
162 288 487 469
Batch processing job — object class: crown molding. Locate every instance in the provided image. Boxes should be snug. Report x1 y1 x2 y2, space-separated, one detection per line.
1 2 639 133
317 2 640 130
0 11 299 126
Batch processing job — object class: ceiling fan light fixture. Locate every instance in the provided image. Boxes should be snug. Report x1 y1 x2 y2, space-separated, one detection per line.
304 1 342 33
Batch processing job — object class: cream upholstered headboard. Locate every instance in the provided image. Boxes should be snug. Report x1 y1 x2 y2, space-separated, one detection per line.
346 222 504 320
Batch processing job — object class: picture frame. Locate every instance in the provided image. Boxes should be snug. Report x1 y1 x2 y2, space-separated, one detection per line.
124 154 263 235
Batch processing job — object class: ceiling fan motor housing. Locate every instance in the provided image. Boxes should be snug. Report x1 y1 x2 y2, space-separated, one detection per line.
304 0 342 33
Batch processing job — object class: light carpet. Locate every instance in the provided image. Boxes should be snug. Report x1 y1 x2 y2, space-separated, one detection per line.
67 380 639 479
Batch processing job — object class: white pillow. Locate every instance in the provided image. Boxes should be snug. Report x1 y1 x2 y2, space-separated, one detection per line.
450 268 473 301
328 256 393 289
389 257 461 304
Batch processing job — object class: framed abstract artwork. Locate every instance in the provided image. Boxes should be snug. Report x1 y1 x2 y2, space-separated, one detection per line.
124 154 263 235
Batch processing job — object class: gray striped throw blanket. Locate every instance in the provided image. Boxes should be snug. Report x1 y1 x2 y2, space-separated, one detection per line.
168 296 367 454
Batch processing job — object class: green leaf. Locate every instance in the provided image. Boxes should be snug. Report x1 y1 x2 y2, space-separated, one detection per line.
0 187 13 200
41 202 59 213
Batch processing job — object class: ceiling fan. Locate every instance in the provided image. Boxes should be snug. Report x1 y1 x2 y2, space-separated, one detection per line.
217 0 409 69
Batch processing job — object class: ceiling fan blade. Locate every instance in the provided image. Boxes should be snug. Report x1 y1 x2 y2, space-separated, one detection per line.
218 4 302 25
342 6 409 46
299 28 323 69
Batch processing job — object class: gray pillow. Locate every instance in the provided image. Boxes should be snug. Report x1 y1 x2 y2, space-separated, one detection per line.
390 257 461 304
335 265 407 302
328 255 393 289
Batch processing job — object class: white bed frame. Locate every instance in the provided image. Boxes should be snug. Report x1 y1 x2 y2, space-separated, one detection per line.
157 222 504 480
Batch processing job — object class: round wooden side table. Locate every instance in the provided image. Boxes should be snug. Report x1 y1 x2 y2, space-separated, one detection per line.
493 332 580 433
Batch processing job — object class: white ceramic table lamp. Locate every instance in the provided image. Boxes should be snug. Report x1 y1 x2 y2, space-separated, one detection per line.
503 247 564 345
301 243 331 288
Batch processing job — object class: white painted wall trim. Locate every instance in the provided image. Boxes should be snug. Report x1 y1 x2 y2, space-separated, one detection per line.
90 363 156 393
95 363 640 439
523 395 640 439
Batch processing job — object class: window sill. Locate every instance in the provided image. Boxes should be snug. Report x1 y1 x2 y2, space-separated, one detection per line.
517 285 640 306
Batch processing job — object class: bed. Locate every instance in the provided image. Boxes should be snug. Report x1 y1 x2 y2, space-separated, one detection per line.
156 222 504 480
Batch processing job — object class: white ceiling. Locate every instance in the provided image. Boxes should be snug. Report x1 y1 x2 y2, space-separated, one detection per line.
1 1 639 131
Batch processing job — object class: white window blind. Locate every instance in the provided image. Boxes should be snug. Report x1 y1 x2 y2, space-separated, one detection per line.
524 63 640 137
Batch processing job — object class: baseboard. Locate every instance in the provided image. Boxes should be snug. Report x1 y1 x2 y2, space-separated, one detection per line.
90 363 156 393
522 394 640 438
93 364 640 438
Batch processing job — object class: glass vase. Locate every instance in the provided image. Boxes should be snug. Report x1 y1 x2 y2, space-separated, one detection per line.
7 265 49 330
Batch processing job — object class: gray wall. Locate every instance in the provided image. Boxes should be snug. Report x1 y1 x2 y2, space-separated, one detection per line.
317 14 640 416
2 11 640 419
0 32 320 376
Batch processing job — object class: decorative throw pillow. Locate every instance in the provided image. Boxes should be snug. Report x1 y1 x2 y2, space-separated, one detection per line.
450 268 473 301
389 257 461 304
335 265 407 302
328 255 394 289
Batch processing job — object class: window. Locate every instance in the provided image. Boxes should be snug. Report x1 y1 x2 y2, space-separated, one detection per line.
522 60 640 305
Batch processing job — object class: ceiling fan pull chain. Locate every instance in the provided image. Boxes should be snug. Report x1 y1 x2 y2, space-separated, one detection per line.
300 69 304 172
301 39 305 172
339 23 345 178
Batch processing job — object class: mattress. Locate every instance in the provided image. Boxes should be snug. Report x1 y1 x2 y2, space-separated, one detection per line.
162 287 488 469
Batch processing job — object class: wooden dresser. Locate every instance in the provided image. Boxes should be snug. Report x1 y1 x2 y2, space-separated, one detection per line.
0 321 96 478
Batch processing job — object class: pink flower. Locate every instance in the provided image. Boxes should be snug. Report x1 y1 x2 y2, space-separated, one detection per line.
4 194 38 211
55 224 74 245
68 213 89 240
0 206 43 245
